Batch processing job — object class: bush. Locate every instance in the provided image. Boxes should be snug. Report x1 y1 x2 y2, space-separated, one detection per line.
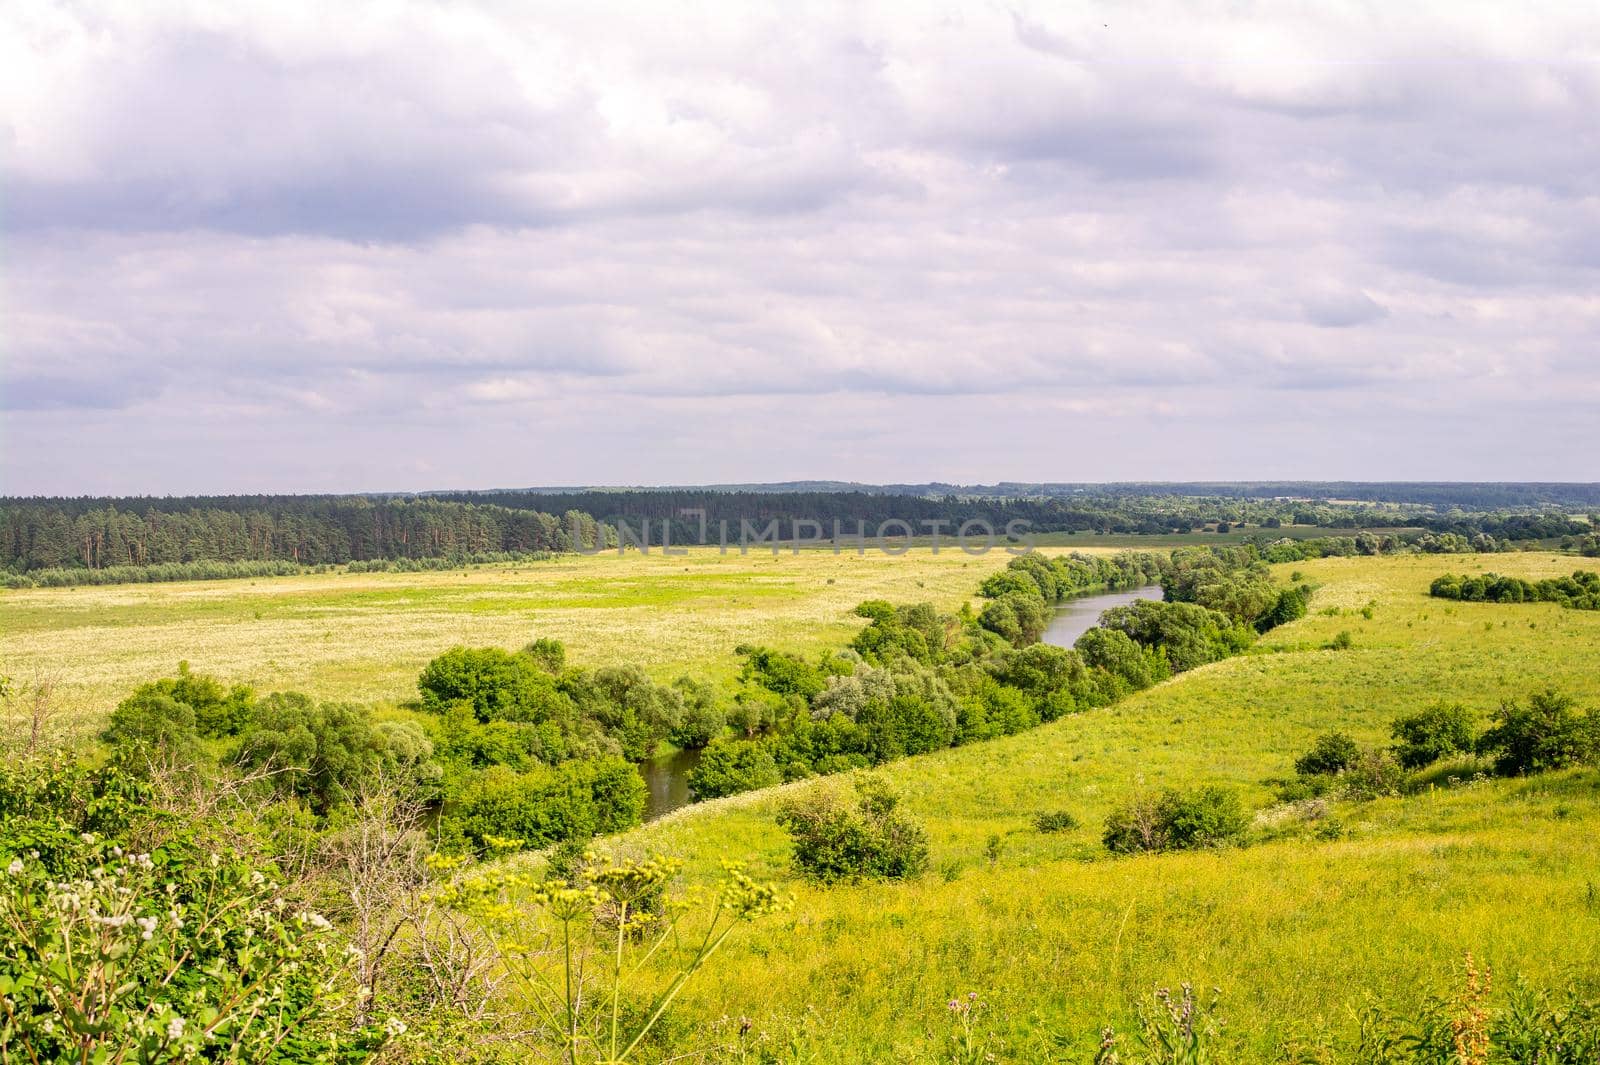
1391 702 1477 769
445 756 645 854
102 663 256 756
0 758 391 1059
1103 785 1249 854
1338 748 1406 800
417 646 568 723
235 693 436 813
102 690 202 761
1032 810 1079 833
687 738 782 800
1294 732 1361 777
1477 690 1599 776
776 777 929 883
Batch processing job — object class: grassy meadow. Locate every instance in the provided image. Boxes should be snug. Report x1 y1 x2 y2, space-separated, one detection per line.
6 545 1599 1059
0 546 1024 738
607 551 1600 1060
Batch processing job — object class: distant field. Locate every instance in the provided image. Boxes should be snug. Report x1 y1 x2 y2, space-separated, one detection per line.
0 546 1036 736
612 552 1600 1060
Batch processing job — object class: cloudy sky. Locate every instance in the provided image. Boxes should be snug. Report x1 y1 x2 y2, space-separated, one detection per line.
3 1 1598 494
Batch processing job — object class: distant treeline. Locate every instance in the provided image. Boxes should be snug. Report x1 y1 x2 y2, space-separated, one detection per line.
4 486 1593 577
430 489 1596 544
0 551 558 589
0 498 604 573
490 481 1600 510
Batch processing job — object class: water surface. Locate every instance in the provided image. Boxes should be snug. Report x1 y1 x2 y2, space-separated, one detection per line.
1040 584 1165 649
639 746 702 821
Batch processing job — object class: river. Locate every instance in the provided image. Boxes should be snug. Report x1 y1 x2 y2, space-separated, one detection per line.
1039 583 1165 649
637 583 1165 821
639 746 702 821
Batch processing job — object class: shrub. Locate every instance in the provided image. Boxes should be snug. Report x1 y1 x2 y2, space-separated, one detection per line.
1391 702 1477 769
102 690 202 762
669 676 726 748
1103 785 1249 854
687 738 782 800
235 693 436 813
1477 690 1599 776
446 756 645 853
418 646 568 723
1338 748 1406 800
1255 585 1310 633
102 663 256 756
0 758 392 1060
776 777 929 883
1294 732 1361 777
522 637 567 673
1032 810 1080 833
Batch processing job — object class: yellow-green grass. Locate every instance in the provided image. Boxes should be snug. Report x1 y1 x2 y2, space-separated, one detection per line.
1 546 1037 738
612 552 1600 1060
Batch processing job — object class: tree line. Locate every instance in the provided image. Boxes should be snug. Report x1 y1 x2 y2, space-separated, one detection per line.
0 498 604 572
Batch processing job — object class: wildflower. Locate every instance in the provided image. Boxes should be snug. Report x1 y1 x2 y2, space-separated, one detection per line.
384 1016 408 1037
166 1015 186 1040
5 858 21 875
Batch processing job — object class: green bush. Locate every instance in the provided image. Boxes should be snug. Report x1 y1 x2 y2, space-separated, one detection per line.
445 756 645 854
1477 690 1599 776
417 646 569 723
1391 702 1477 769
1294 732 1361 777
1103 785 1249 854
1338 748 1406 800
102 663 256 757
235 693 437 813
1032 810 1080 833
102 690 202 762
0 758 392 1060
776 777 929 883
687 737 782 800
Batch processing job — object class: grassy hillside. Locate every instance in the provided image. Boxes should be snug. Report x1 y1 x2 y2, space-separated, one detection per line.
611 552 1600 1060
0 547 1023 737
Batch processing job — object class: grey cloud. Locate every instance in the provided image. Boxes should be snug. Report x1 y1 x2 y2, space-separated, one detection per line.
3 2 1599 491
1301 290 1388 328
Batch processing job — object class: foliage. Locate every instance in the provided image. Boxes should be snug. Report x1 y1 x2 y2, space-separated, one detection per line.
1390 703 1477 770
776 777 930 883
0 757 393 1062
418 646 571 724
1032 810 1080 833
687 738 782 800
1095 984 1223 1065
1476 690 1600 776
235 692 438 813
444 757 646 855
1103 786 1249 854
1098 600 1253 673
1294 732 1362 777
1430 570 1600 611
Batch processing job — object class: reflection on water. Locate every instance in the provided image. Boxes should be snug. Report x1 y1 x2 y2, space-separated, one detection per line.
1040 584 1165 650
638 746 702 821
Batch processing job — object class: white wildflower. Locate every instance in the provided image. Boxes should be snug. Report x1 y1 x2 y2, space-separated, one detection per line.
5 859 21 876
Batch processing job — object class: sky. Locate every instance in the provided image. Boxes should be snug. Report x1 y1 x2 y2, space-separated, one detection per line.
2 0 1598 495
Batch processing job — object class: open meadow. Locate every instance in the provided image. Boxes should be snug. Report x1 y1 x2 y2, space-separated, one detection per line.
0 546 1026 737
608 551 1600 1060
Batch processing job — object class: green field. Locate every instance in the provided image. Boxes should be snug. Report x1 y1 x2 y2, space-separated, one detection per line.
0 547 1024 738
609 552 1600 1060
